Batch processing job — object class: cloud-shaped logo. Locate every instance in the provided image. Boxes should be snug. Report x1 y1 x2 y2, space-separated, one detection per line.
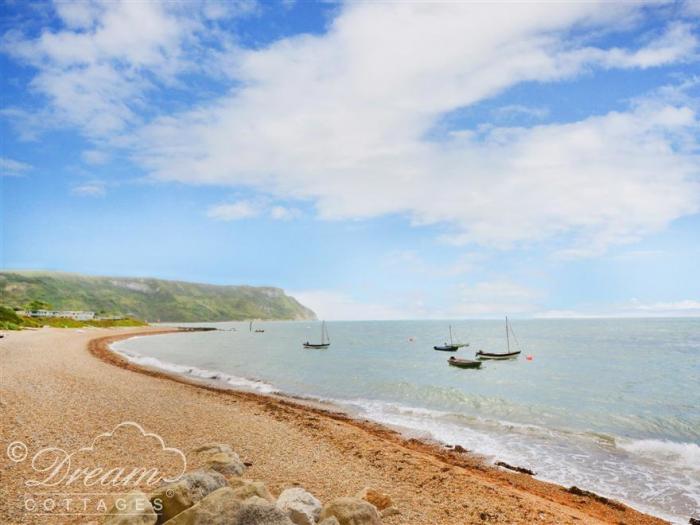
13 421 187 489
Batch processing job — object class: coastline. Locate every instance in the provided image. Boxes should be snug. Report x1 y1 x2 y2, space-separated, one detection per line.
1 327 669 524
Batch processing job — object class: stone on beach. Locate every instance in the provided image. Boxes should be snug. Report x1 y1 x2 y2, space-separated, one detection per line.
162 487 242 525
318 518 340 525
355 487 392 511
234 499 295 525
276 487 322 525
104 491 157 525
151 470 227 523
229 478 275 502
319 497 382 525
196 443 247 477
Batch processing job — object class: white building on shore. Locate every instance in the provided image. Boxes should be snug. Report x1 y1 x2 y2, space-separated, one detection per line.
25 309 96 321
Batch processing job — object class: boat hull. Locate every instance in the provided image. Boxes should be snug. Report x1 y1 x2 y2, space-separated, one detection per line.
448 357 482 369
476 350 521 360
434 345 459 352
303 343 330 349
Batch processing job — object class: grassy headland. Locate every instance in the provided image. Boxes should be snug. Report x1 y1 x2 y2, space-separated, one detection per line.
0 270 316 323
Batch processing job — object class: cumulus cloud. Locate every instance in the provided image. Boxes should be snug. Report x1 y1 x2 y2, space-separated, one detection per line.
132 2 699 253
0 156 31 175
4 2 699 254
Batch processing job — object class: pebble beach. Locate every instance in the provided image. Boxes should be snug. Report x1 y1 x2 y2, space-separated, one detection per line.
0 327 669 524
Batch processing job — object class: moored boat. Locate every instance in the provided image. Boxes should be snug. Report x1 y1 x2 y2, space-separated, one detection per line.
476 317 522 360
448 356 482 369
304 320 330 349
434 325 468 352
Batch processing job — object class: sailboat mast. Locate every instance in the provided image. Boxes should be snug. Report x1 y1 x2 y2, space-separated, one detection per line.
505 316 510 352
449 325 453 345
321 321 326 344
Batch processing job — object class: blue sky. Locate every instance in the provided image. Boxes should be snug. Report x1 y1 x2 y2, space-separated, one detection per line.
1 0 699 319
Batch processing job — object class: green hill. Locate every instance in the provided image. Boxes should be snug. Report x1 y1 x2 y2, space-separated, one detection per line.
0 271 316 322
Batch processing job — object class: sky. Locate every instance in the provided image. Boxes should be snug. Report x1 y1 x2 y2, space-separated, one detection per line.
1 0 699 320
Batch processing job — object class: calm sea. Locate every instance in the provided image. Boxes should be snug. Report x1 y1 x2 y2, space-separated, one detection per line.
112 318 700 523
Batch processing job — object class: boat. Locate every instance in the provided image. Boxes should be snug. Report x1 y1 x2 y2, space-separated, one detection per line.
448 356 482 369
433 324 468 351
476 317 522 360
254 329 265 333
303 320 330 349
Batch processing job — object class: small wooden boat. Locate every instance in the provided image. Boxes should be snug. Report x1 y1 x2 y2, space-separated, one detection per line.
476 317 522 360
254 329 265 333
448 356 482 369
304 320 330 349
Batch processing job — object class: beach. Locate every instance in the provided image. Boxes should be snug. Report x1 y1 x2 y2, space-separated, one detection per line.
0 327 669 524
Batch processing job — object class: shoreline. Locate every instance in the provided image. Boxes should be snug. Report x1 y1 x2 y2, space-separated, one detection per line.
92 328 669 525
0 326 670 524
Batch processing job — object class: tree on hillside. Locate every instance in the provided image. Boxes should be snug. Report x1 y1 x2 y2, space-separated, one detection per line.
25 300 52 311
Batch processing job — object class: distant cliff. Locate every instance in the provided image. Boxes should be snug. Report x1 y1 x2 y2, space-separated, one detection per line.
0 271 316 322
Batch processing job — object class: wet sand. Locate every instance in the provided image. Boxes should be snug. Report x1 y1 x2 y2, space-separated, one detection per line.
0 327 668 524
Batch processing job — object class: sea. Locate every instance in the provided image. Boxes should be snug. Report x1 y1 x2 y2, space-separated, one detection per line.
111 318 700 523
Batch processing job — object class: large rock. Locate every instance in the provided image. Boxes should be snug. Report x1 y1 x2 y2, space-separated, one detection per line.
355 488 392 511
319 497 381 525
318 519 340 525
234 500 294 525
195 443 246 477
163 487 242 525
104 492 157 525
151 470 227 523
276 487 322 525
229 478 274 503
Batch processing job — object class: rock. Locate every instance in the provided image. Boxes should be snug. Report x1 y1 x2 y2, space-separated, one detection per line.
276 487 322 525
194 443 233 455
104 492 157 525
319 497 382 525
234 500 294 525
207 452 246 477
355 488 392 511
163 487 242 525
318 518 340 525
380 507 400 518
229 478 275 503
151 470 227 523
195 443 246 477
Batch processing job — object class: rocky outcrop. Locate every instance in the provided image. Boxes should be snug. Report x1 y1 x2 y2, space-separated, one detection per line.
318 497 382 525
105 492 157 525
234 499 294 525
276 487 322 525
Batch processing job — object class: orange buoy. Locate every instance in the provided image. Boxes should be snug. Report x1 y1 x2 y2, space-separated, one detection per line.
526 355 533 361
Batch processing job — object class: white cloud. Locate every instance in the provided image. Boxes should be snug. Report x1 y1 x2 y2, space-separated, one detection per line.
207 199 301 221
493 104 550 121
133 3 699 253
0 157 31 175
1 1 253 139
81 149 110 165
631 299 700 314
207 200 261 221
72 182 106 197
535 299 700 318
